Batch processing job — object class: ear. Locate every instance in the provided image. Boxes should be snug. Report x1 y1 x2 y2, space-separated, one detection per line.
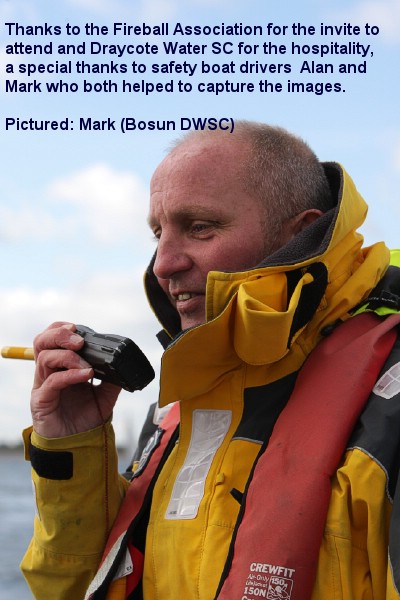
289 209 323 235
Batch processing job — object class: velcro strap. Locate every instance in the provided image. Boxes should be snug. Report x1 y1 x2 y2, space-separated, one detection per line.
30 443 73 480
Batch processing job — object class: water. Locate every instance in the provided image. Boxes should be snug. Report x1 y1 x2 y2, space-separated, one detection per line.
0 452 34 599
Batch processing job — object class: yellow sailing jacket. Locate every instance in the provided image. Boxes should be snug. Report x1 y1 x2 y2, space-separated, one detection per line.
21 163 400 600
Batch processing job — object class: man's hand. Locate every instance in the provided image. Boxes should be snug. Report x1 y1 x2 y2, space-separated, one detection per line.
31 322 121 438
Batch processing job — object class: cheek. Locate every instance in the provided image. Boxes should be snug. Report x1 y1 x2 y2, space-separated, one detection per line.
199 245 236 274
212 238 266 272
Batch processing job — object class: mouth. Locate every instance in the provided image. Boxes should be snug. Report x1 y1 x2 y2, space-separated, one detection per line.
177 292 193 301
171 290 205 310
169 289 206 327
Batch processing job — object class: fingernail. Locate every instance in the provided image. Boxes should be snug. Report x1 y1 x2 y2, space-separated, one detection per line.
78 360 91 369
70 334 83 344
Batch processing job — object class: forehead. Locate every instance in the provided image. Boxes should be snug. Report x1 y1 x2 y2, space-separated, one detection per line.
153 136 245 187
148 137 251 225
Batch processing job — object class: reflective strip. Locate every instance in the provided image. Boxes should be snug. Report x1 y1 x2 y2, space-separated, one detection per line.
373 362 400 399
84 532 125 599
165 409 232 520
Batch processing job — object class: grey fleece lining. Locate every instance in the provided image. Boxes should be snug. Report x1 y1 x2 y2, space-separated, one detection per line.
258 162 341 268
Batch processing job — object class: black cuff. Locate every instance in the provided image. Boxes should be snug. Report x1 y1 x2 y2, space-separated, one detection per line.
30 443 73 480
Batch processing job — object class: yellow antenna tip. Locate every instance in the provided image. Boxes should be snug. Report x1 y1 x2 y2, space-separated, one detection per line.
1 346 35 360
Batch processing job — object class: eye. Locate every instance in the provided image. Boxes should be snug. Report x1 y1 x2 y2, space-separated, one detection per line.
152 228 161 242
191 222 209 233
189 221 219 237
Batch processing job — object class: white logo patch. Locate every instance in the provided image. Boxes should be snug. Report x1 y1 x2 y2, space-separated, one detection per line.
165 409 232 520
242 563 295 600
373 362 400 399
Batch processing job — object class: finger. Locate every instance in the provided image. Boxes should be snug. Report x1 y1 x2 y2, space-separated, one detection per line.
44 321 76 331
39 367 94 394
34 348 92 387
33 324 84 358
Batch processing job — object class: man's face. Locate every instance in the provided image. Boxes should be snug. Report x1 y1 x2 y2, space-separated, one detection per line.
149 138 283 330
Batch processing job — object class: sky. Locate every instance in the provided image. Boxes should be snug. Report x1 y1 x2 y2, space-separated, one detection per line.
0 0 399 446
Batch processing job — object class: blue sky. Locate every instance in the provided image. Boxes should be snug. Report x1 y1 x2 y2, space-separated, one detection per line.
0 0 399 444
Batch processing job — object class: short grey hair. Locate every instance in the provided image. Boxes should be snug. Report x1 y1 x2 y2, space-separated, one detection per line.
170 121 333 246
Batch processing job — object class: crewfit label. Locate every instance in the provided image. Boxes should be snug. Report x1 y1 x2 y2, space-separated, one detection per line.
242 563 296 600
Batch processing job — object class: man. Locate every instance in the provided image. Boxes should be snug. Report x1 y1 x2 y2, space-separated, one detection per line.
22 122 400 600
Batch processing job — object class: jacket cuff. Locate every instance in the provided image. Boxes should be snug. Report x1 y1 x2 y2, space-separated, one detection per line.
22 423 112 480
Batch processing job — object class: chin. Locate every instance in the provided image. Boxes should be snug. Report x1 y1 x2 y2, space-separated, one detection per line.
180 316 205 331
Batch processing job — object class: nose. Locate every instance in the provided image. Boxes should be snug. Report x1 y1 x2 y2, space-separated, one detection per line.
153 234 193 281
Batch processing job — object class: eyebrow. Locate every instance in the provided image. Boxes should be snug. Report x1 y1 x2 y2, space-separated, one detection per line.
147 204 226 230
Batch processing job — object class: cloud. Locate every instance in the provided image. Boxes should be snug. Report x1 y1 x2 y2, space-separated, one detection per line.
0 269 161 352
48 163 150 244
0 203 60 241
0 163 152 249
